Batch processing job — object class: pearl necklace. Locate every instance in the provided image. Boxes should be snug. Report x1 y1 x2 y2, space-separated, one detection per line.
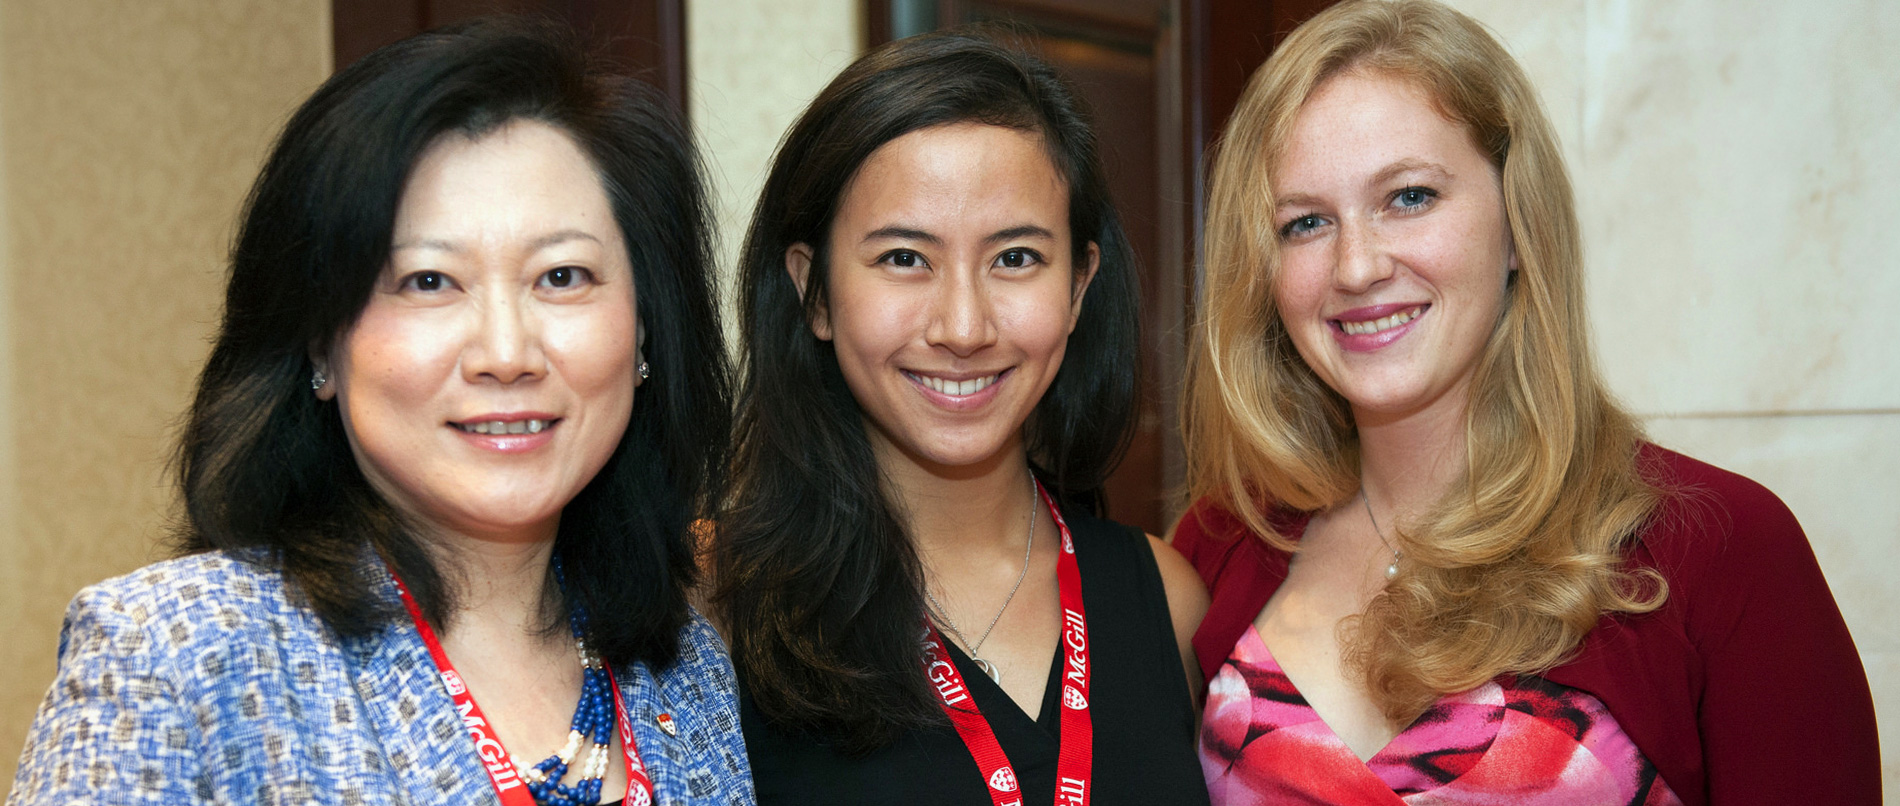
1361 491 1402 580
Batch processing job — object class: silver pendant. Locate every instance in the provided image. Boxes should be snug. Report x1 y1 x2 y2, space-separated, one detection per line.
973 657 1001 683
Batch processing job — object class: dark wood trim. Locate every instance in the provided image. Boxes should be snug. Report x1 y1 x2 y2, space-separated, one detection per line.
332 0 690 116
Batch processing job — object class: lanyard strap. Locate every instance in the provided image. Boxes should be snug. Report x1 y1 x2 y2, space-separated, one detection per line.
922 480 1093 806
388 568 656 806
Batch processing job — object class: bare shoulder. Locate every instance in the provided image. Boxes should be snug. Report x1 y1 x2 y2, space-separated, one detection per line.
1146 534 1210 624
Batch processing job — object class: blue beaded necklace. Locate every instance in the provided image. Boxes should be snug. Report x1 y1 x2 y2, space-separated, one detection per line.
513 616 616 804
513 570 619 806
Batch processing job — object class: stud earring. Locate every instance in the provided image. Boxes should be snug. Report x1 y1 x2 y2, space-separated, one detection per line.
311 368 326 392
637 361 651 380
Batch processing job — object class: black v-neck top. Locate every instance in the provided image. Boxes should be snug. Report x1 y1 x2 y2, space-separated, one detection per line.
739 507 1210 805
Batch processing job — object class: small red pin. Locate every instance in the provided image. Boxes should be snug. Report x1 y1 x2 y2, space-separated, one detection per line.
655 713 677 737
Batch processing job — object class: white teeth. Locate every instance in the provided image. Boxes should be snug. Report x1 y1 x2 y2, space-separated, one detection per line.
1340 306 1423 336
459 419 550 435
909 372 999 396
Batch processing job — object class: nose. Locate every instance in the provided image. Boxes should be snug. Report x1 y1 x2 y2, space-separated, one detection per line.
923 267 999 357
462 288 548 385
1332 217 1395 294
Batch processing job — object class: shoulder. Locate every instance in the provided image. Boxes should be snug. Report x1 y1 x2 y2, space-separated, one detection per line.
1633 444 1810 587
1167 496 1294 587
66 550 300 639
59 551 336 690
635 606 754 803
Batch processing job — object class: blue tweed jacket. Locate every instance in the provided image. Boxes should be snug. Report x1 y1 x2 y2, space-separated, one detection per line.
9 550 755 805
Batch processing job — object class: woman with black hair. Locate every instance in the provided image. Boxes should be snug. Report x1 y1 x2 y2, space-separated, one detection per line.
11 21 751 805
710 29 1209 805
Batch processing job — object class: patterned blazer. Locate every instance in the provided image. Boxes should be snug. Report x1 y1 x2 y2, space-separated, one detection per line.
9 551 755 805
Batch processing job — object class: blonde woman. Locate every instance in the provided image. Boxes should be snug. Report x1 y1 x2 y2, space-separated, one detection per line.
1173 1 1877 804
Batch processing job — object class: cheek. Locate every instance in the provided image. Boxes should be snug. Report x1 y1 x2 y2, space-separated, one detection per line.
335 308 460 433
826 281 921 364
547 304 639 414
997 280 1081 367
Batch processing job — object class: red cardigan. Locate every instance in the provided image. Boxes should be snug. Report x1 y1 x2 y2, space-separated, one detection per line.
1172 446 1879 805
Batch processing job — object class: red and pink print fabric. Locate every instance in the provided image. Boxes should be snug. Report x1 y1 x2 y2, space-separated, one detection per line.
1200 624 1682 805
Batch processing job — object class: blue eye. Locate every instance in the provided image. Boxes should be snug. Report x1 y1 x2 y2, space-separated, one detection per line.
1394 186 1437 209
1279 215 1325 240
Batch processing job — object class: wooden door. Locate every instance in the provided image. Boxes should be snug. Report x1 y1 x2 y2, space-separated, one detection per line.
869 0 1334 534
333 0 687 112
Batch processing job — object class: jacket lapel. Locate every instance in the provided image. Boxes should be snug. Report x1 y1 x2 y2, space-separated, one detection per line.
345 572 502 805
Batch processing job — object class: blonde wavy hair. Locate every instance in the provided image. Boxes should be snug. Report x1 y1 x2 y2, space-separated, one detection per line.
1183 0 1666 721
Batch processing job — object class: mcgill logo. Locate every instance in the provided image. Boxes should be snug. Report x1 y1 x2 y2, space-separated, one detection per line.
989 767 1020 792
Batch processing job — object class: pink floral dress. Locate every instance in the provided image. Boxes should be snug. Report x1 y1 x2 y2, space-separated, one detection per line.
1200 625 1683 805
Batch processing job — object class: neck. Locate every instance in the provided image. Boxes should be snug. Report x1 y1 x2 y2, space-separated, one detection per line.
1353 391 1469 522
417 519 562 641
872 434 1038 567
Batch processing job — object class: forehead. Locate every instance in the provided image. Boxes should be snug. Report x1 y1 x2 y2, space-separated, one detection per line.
395 119 619 239
835 122 1069 230
1274 69 1488 187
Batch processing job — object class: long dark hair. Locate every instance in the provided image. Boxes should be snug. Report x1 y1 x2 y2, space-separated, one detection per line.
711 28 1139 753
175 18 729 670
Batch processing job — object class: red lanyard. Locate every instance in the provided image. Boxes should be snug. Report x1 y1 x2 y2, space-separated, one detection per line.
388 569 656 806
922 480 1093 806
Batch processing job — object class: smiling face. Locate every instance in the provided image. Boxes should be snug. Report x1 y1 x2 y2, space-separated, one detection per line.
791 122 1097 476
319 119 639 545
1271 69 1516 427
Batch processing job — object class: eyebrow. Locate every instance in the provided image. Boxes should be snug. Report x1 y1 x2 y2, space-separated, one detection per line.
859 224 1056 246
391 228 603 253
1369 159 1453 187
1273 160 1455 213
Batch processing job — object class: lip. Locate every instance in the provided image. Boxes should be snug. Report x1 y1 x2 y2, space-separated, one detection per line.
903 368 1012 412
1329 303 1428 352
448 411 562 454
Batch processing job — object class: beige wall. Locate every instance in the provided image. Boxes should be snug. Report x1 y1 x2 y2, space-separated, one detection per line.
0 0 331 789
1443 0 1899 794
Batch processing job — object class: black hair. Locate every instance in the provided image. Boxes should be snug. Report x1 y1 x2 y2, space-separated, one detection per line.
711 27 1139 753
175 18 729 670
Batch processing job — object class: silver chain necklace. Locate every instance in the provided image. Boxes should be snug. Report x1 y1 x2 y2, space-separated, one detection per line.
925 476 1037 683
1360 490 1402 579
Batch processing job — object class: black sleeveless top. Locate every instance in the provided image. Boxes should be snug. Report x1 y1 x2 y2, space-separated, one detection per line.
739 507 1210 805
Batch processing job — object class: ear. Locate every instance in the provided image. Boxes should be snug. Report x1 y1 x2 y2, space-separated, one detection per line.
309 350 337 402
1067 241 1102 334
785 242 832 341
634 318 648 388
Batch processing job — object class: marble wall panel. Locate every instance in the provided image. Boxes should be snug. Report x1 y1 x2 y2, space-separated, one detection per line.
1577 0 1900 414
688 0 860 335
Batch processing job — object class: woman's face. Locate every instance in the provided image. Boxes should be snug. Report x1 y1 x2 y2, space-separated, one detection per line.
318 119 639 544
1271 70 1515 426
790 122 1097 475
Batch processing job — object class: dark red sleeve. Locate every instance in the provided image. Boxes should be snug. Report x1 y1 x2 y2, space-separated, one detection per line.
1669 458 1880 802
1170 498 1287 684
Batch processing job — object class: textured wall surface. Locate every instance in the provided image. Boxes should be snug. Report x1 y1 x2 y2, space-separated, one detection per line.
0 0 331 788
1441 0 1899 794
688 0 861 335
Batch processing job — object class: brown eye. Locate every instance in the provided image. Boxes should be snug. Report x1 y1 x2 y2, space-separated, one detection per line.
539 266 595 290
404 271 449 292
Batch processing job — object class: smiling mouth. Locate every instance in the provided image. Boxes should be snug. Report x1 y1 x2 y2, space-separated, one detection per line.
451 418 558 435
1335 305 1426 336
903 370 1005 396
